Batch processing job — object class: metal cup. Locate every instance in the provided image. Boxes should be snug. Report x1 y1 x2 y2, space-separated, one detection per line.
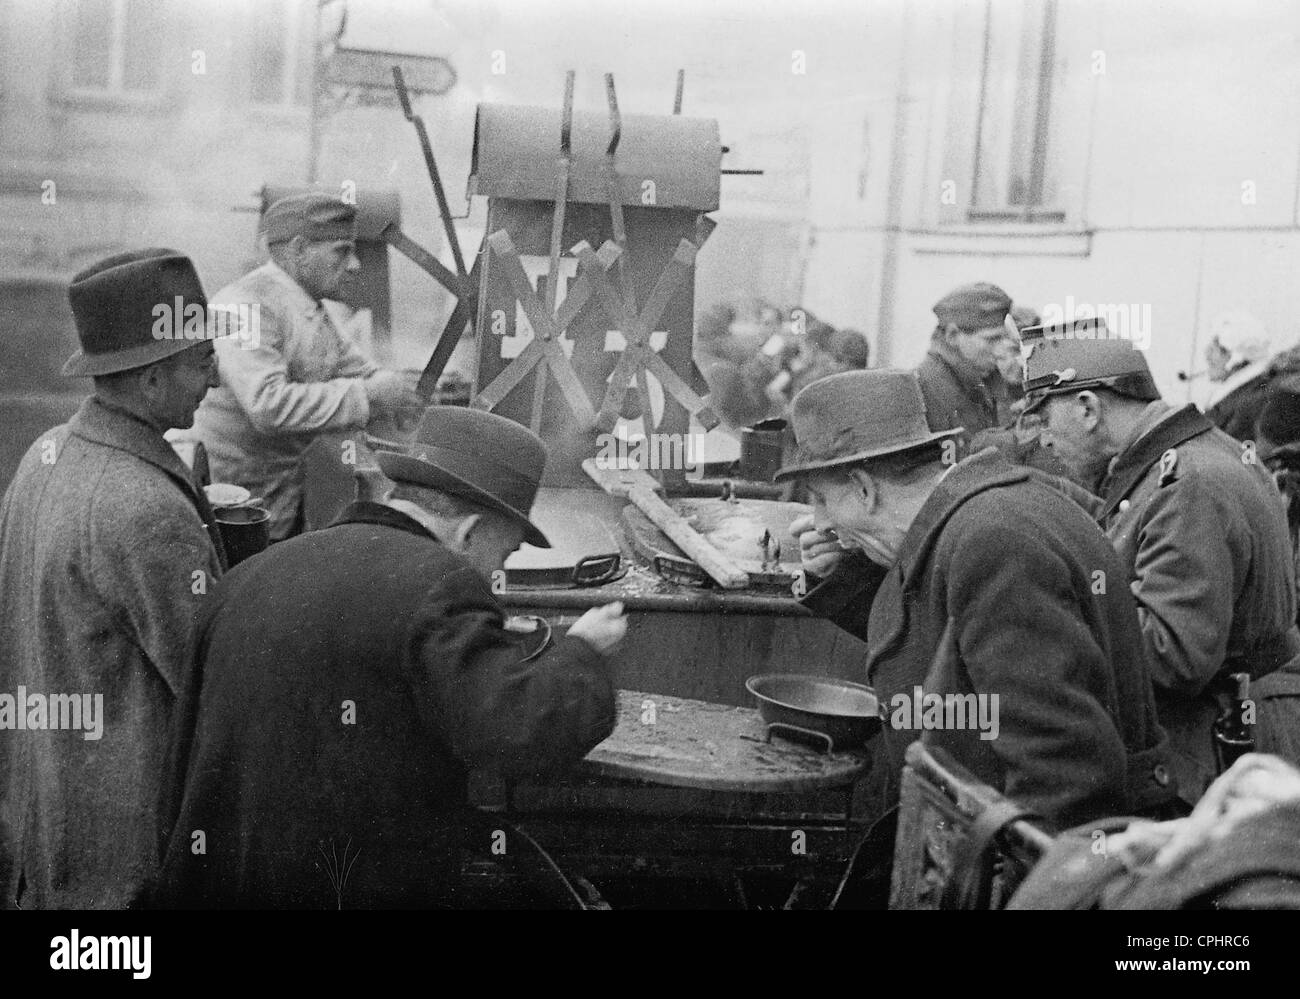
739 418 790 482
214 504 271 567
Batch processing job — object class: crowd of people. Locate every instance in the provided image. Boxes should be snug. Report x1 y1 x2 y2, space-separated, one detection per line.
783 282 1300 905
3 187 1300 909
695 298 870 429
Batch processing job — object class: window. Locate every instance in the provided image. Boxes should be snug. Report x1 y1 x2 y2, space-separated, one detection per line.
942 0 1067 224
249 0 310 107
69 0 165 95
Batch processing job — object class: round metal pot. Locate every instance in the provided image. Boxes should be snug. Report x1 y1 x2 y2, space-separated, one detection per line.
745 673 883 754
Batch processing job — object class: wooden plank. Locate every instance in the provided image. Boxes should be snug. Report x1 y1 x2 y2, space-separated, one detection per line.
580 690 869 793
628 485 749 589
580 459 662 498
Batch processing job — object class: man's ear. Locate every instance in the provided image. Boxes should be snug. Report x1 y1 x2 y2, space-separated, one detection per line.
451 512 483 552
941 322 963 346
137 360 168 406
845 467 878 512
1076 390 1103 431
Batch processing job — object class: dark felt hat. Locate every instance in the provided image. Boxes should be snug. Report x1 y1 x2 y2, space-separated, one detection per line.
63 248 210 377
775 369 963 481
1021 326 1160 414
374 407 551 548
933 282 1013 331
261 192 357 245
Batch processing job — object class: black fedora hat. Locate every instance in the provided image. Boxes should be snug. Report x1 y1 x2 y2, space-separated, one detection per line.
775 369 963 481
374 407 551 548
64 248 211 377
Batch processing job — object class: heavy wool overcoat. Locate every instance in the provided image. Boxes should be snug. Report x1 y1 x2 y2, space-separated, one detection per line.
0 397 224 908
1094 402 1300 804
802 449 1177 830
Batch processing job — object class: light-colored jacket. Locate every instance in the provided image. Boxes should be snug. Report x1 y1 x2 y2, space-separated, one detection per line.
176 261 377 539
0 398 223 908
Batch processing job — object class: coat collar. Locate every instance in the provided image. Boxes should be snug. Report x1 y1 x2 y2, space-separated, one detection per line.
1207 360 1269 409
1098 402 1213 519
70 396 203 502
928 338 992 392
895 448 1030 590
330 500 444 545
259 260 324 319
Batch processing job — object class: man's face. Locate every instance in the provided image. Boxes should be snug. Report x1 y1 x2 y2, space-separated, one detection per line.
459 512 527 581
149 341 220 430
946 323 1012 377
1039 393 1110 482
804 468 909 568
994 336 1024 385
293 238 360 301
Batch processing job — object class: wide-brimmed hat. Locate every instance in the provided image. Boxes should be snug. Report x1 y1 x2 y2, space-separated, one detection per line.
775 369 963 481
63 248 210 377
374 407 551 548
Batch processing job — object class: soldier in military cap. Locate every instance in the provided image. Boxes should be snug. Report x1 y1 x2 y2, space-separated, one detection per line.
914 282 1018 443
1024 319 1300 805
175 192 425 541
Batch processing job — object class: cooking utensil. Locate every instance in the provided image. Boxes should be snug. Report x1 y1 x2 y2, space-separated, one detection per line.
504 487 625 588
745 674 882 754
628 484 748 589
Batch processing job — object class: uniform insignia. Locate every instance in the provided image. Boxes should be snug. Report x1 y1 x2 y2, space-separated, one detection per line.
1158 448 1179 487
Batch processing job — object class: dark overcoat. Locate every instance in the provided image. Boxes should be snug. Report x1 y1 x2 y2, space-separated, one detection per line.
155 502 616 908
802 450 1176 830
1095 402 1300 803
0 397 224 908
914 340 1016 442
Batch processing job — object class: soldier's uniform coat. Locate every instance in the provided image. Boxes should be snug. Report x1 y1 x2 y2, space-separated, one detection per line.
0 398 224 908
155 502 616 908
1095 401 1300 803
802 449 1176 830
175 261 378 540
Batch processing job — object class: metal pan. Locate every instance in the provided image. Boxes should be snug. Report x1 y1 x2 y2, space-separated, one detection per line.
745 674 882 754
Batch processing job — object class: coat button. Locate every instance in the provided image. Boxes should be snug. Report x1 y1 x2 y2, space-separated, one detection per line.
1153 764 1170 786
1119 499 1131 513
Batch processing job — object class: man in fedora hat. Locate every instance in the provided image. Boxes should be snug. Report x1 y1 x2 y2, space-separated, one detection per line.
155 407 626 908
0 248 226 908
782 369 1176 834
175 191 425 542
1023 322 1300 805
914 282 1019 444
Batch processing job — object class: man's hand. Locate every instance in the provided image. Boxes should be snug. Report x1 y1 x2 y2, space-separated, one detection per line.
568 601 627 655
364 369 424 418
789 512 844 579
